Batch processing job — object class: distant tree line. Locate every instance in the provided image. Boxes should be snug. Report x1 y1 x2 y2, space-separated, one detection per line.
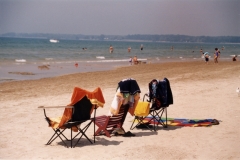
1 32 240 43
125 34 240 43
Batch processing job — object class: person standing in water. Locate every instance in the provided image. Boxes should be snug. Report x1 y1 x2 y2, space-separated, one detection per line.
128 46 131 53
109 45 114 53
140 44 143 50
214 48 219 64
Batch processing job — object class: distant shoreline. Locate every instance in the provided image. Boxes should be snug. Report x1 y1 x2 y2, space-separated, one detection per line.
1 33 239 43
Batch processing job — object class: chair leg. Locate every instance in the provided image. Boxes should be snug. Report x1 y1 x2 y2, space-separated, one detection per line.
73 121 93 147
94 127 111 137
147 112 157 131
130 117 139 130
164 108 168 128
159 108 167 128
147 109 165 131
46 128 69 148
93 116 112 137
130 116 154 131
151 107 168 129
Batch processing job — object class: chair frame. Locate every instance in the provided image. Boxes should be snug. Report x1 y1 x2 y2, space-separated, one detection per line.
39 104 97 148
130 94 168 131
93 104 129 137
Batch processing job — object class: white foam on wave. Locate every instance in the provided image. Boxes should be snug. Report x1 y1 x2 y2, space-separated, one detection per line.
45 58 53 60
96 56 105 59
49 39 59 43
15 59 26 63
87 58 147 63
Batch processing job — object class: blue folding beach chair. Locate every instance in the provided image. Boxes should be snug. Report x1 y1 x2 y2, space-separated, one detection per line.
131 78 173 131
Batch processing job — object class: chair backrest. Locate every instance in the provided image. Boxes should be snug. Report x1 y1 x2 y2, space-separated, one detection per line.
107 104 130 129
72 96 93 121
148 78 173 107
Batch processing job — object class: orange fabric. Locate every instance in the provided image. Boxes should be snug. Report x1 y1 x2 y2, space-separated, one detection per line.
49 87 105 130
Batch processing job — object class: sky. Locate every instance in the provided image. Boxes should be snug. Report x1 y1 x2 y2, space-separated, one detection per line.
0 0 240 36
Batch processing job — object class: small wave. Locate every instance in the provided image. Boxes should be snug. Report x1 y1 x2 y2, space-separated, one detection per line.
15 59 26 63
49 39 59 43
96 56 105 59
87 58 147 63
87 59 129 63
45 58 53 60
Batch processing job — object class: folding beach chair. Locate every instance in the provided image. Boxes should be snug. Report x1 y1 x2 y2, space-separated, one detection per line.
93 78 141 137
146 78 173 130
130 100 152 130
39 87 105 148
131 78 173 131
93 104 130 137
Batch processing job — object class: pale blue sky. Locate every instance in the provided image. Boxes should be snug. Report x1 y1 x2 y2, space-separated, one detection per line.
0 0 239 36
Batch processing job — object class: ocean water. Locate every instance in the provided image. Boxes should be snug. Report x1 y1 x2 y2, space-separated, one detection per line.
0 37 239 82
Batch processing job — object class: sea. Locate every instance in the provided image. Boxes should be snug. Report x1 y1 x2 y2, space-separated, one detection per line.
0 37 239 83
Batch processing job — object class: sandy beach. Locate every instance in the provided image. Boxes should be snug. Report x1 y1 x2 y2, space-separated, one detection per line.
0 61 240 159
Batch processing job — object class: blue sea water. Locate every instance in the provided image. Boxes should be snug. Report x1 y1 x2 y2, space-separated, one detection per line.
0 37 239 82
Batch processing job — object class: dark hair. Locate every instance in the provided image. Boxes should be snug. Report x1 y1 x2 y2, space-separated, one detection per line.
215 48 218 51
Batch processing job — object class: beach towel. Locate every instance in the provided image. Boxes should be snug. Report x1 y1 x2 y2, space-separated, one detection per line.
135 117 220 127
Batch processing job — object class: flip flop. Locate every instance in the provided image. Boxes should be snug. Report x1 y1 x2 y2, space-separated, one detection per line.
123 131 135 137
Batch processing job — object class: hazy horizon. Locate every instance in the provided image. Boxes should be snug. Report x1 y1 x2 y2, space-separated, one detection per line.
0 0 239 37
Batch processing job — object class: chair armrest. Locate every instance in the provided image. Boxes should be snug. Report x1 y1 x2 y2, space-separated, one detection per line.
38 106 74 109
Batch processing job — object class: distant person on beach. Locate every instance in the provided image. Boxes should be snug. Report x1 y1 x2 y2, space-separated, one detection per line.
214 48 219 63
129 56 133 64
200 49 203 56
75 62 78 67
232 55 237 61
133 55 138 64
171 46 174 51
109 45 114 53
204 52 209 64
140 44 143 50
128 46 131 53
